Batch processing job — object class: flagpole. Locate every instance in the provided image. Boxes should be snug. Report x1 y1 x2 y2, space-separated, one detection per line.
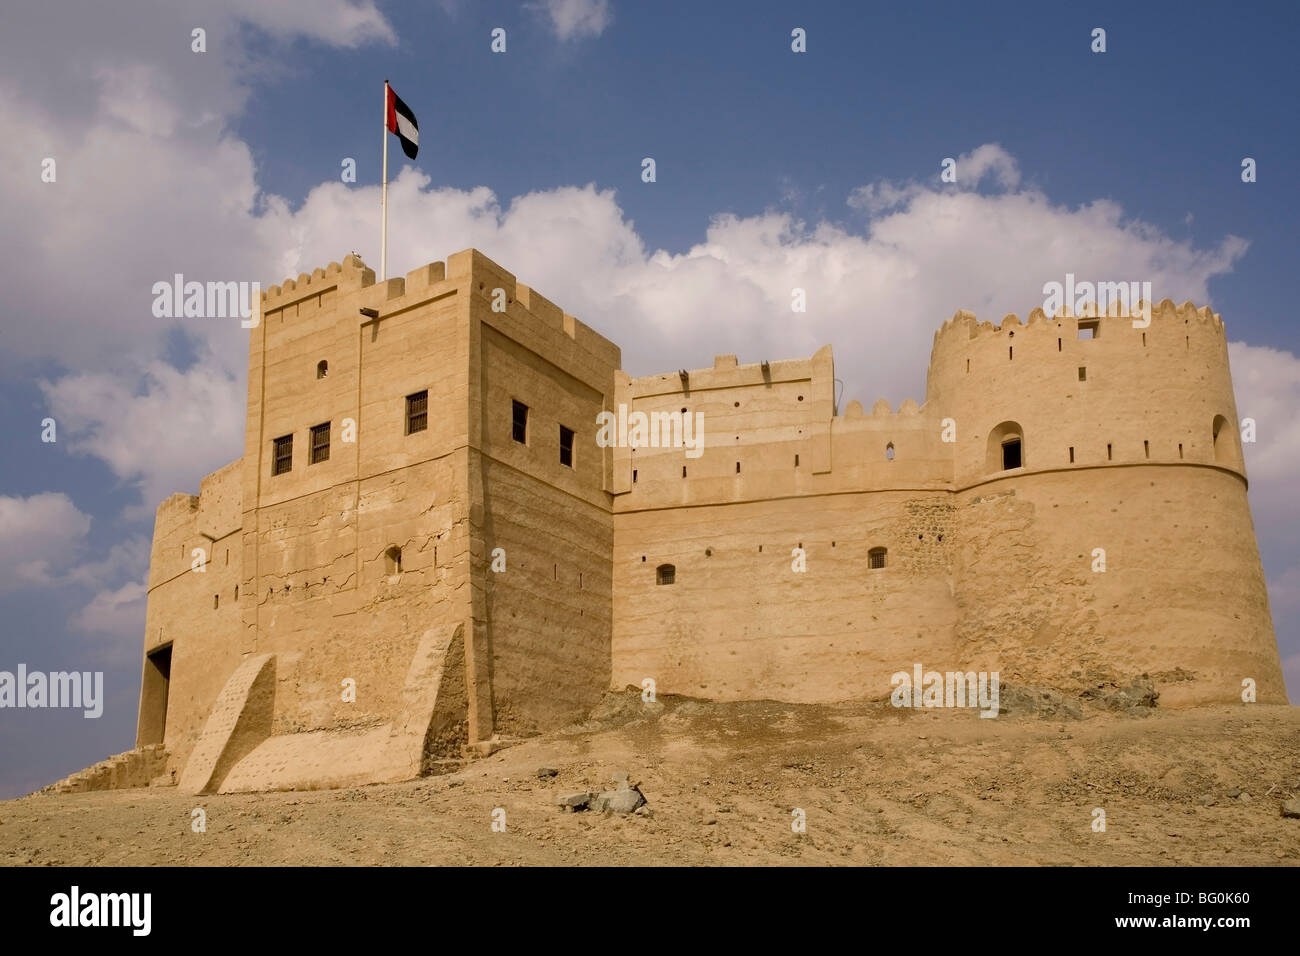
380 79 389 281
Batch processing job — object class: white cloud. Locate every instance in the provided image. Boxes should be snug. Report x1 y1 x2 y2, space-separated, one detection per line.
529 0 612 40
0 493 92 589
72 573 149 643
39 357 245 517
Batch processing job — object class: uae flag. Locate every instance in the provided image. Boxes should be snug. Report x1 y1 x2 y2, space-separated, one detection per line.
386 83 419 159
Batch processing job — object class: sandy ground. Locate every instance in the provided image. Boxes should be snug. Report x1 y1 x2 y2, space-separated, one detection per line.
2 692 1298 866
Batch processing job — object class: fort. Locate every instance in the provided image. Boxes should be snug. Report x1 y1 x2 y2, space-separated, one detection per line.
55 247 1287 794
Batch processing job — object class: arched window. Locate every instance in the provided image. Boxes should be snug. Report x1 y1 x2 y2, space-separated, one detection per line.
886 442 895 461
1212 414 1240 467
316 360 328 379
987 421 1024 472
656 563 675 585
868 547 887 570
384 545 402 577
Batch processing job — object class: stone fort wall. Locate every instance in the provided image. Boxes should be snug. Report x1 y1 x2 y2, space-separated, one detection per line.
135 248 1287 792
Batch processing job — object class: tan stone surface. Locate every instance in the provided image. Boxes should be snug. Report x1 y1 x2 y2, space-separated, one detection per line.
91 250 1283 797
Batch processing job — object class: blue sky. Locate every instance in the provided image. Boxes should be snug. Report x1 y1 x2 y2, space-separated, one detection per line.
1 0 1298 798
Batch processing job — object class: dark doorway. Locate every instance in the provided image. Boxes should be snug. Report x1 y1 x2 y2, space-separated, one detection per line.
139 644 173 745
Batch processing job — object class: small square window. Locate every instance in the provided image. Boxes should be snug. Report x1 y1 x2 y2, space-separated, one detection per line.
559 425 575 467
1078 320 1099 340
310 422 330 464
512 400 529 444
272 434 293 476
406 390 428 435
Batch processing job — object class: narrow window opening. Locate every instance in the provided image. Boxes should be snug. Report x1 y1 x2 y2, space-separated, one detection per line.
1057 337 1062 352
682 465 687 478
579 572 583 590
1179 443 1184 459
225 549 229 565
234 585 239 600
272 434 293 476
1142 332 1146 347
554 563 557 581
213 594 219 610
1068 446 1075 463
316 360 328 379
406 390 428 435
1107 443 1113 461
559 425 575 467
966 358 970 373
1078 367 1086 381
632 469 638 483
1001 438 1022 470
384 545 402 576
868 547 887 570
735 461 741 474
1144 440 1150 459
758 545 763 553
656 564 675 586
795 454 800 467
886 442 895 461
511 400 528 444
310 421 331 464
1009 345 1013 360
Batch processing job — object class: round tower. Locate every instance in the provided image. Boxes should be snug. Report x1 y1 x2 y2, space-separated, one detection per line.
924 299 1285 706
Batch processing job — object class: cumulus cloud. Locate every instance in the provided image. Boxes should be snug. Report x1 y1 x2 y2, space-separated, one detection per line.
39 356 245 518
529 0 612 40
0 493 93 589
72 573 149 644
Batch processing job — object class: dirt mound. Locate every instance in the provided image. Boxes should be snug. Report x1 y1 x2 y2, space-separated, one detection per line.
3 698 1297 866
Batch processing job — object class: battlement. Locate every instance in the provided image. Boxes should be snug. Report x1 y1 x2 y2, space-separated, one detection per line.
932 298 1224 354
257 249 621 371
260 254 376 310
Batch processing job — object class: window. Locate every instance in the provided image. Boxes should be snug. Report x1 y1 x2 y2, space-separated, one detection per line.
1069 446 1075 463
512 400 528 444
559 425 575 467
656 563 675 585
886 442 895 461
384 545 402 576
406 390 428 435
316 360 328 379
1212 414 1237 465
213 594 219 610
1078 367 1087 381
986 421 1023 472
310 422 330 464
1078 320 1099 339
272 434 293 476
868 547 887 570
